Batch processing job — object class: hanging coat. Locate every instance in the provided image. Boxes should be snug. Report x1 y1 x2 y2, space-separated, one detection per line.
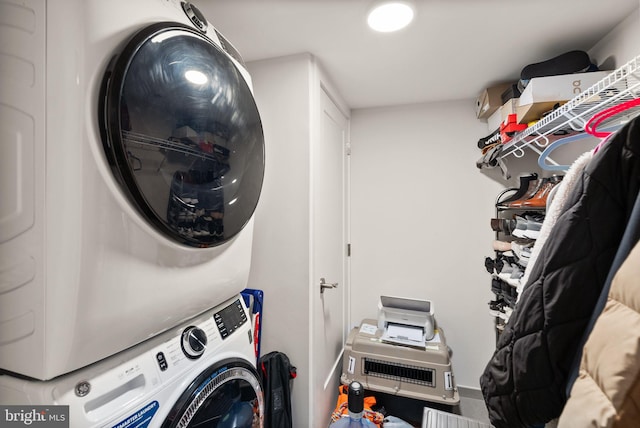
558 239 640 427
480 117 640 428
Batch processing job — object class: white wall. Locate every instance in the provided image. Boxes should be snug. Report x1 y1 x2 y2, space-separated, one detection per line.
348 3 640 392
589 5 640 67
245 1 640 407
349 100 503 389
245 54 313 427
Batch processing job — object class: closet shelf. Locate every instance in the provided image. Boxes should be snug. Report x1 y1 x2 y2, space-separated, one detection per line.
123 130 229 164
501 54 640 160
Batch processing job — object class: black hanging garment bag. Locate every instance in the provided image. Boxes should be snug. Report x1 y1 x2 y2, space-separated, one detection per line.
258 351 297 428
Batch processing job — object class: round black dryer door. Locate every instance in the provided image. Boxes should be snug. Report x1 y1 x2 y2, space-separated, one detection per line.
100 22 265 247
162 358 264 428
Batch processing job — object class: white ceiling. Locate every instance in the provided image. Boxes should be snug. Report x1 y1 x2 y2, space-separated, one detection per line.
193 0 639 109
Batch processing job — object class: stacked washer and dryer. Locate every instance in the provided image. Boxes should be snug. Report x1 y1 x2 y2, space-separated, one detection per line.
0 0 266 426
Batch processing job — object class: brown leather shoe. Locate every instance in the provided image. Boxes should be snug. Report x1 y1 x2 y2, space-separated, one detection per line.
490 218 517 234
504 179 542 208
521 175 563 208
499 173 538 205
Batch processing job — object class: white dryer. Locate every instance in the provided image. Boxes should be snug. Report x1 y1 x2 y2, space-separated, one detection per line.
0 295 264 427
0 0 265 380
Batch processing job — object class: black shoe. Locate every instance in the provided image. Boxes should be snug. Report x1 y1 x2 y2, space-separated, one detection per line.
498 173 538 205
518 50 595 91
484 257 495 274
491 278 503 294
477 129 500 149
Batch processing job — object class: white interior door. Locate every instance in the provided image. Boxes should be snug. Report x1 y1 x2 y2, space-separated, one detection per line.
311 87 349 427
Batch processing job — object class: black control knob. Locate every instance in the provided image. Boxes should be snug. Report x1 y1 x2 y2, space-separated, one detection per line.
181 326 207 359
181 2 208 32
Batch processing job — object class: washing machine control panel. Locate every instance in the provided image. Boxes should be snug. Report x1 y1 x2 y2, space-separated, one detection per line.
213 299 248 340
181 2 208 32
181 326 208 359
148 299 248 378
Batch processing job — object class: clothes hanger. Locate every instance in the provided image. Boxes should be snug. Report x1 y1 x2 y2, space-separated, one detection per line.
586 97 640 153
538 98 640 170
537 125 622 171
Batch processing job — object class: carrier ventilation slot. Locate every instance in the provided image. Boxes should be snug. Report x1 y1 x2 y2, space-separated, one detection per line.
363 358 435 387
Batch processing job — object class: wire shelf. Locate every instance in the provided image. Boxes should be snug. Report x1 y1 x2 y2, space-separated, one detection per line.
123 130 228 163
500 54 640 159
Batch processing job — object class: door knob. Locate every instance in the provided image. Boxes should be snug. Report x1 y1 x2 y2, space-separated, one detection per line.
320 277 338 293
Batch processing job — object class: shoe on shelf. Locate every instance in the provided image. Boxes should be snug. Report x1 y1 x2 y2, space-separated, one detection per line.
488 299 507 317
511 241 533 261
501 306 513 321
521 175 563 208
486 253 519 274
523 214 544 239
491 278 504 294
500 250 515 258
511 216 529 238
519 50 594 91
503 288 518 307
484 256 495 274
511 214 544 239
477 129 500 149
498 267 523 288
498 173 538 205
493 240 512 252
502 178 543 208
496 261 517 275
526 225 540 240
490 218 517 234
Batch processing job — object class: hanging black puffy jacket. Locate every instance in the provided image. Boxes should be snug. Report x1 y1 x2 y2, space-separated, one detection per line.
480 117 640 428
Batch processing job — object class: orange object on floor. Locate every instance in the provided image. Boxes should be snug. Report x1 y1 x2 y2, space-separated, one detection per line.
330 384 384 427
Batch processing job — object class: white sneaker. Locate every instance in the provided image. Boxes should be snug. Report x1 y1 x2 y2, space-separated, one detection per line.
512 216 528 238
498 269 523 288
511 241 533 260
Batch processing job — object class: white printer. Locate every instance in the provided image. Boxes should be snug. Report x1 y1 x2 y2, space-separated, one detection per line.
341 296 459 406
378 295 436 347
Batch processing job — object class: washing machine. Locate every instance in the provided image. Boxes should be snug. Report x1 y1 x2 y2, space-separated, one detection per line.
0 294 264 427
0 0 265 380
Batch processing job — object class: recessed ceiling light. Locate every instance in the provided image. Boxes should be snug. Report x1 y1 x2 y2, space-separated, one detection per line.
367 1 415 33
185 69 208 85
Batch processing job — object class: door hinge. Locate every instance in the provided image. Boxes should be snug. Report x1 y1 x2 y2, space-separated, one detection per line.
347 243 351 257
346 142 351 156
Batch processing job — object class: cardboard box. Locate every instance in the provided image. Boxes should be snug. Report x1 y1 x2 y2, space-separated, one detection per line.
516 101 566 125
476 82 513 119
172 125 198 139
487 98 518 131
516 71 610 123
487 108 502 131
500 99 518 122
518 71 609 104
